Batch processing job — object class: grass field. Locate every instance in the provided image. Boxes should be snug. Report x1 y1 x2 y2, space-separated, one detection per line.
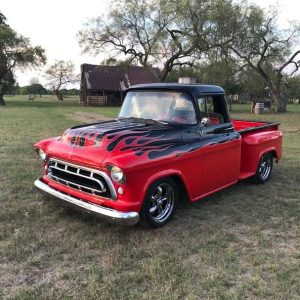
0 95 299 299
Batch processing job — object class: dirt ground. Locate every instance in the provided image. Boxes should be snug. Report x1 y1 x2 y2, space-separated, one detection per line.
65 111 113 123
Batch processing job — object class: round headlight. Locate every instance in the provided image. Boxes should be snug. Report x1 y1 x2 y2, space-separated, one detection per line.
37 148 47 160
110 166 125 183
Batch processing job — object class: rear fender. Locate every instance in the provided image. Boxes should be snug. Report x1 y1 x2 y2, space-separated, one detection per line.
240 130 282 174
258 147 278 164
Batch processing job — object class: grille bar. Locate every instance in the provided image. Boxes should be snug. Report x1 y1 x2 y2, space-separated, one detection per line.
47 158 117 200
49 174 106 195
49 164 106 191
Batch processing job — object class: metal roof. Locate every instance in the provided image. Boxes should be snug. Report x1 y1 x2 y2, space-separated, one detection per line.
81 64 160 91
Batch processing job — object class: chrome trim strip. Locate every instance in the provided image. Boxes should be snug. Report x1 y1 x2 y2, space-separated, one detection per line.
34 179 139 226
48 158 117 200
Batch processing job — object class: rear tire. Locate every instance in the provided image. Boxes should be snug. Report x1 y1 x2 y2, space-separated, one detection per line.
140 178 178 228
253 152 273 184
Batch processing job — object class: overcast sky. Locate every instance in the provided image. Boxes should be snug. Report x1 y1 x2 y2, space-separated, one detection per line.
1 0 299 87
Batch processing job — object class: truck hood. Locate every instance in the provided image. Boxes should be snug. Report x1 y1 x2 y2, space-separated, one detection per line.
36 120 238 169
57 120 190 164
61 120 147 148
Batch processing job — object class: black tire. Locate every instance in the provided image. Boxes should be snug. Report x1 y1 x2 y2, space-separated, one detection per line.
140 178 178 228
253 152 273 184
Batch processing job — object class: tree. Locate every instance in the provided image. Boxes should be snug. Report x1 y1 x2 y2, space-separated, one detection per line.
286 75 300 103
5 81 19 96
239 66 266 101
45 60 79 101
67 88 79 96
100 57 137 67
27 77 45 97
78 0 226 80
28 83 46 97
221 5 300 112
0 12 46 105
79 0 299 112
79 0 171 79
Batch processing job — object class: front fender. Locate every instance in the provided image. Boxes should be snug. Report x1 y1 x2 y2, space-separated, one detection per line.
140 169 192 203
34 137 60 151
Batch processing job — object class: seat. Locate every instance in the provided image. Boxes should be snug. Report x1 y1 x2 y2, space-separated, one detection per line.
208 112 224 124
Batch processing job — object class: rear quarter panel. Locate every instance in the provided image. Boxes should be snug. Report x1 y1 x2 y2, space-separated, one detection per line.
240 129 282 175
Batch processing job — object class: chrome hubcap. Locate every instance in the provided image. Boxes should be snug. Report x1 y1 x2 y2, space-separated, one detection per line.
149 183 175 223
258 154 272 180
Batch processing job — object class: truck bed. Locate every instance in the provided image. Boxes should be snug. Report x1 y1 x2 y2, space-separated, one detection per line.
232 120 280 134
232 119 282 180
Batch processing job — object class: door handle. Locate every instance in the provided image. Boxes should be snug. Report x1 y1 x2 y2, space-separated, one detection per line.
224 127 234 132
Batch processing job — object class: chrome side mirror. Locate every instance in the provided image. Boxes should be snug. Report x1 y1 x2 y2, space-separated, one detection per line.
201 117 210 127
199 117 210 135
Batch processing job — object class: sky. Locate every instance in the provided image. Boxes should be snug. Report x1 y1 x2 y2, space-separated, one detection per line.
1 0 299 87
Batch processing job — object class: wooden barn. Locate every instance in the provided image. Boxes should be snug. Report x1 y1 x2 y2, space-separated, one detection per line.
80 64 160 106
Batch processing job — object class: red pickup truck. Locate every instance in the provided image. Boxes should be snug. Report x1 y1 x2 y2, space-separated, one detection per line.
34 84 282 227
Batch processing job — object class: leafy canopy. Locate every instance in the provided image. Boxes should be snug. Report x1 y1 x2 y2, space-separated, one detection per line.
0 11 46 104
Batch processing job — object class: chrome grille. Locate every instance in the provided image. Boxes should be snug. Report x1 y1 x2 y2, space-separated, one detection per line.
47 158 116 200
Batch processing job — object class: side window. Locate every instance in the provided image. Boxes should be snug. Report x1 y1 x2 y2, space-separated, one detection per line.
197 95 226 125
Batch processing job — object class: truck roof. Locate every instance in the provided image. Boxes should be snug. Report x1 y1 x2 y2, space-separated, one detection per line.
127 83 225 97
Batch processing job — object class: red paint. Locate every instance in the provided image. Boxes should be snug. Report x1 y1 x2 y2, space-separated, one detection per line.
232 120 282 177
232 120 268 131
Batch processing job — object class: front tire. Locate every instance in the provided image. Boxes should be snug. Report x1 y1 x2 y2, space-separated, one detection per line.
253 152 273 184
140 178 178 228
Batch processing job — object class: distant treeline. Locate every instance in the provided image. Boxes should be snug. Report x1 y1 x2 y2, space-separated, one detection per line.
6 83 79 97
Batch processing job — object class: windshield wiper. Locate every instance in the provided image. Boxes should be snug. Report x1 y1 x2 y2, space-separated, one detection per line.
116 117 167 125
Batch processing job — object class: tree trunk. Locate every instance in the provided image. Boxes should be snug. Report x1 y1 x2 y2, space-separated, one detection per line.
0 92 6 106
54 89 64 101
227 95 232 111
270 88 287 113
160 64 170 82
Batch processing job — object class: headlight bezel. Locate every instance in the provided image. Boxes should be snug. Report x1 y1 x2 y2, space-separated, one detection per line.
35 148 48 161
108 165 126 184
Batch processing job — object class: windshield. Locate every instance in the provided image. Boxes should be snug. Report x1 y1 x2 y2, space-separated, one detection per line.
119 90 197 125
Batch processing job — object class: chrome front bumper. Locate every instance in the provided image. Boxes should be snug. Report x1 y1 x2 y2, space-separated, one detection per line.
34 179 139 226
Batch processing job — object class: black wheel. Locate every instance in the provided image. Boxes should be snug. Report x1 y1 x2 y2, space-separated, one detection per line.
140 178 178 228
253 152 273 184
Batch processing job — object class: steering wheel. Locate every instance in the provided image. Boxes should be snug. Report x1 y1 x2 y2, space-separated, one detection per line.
208 112 224 124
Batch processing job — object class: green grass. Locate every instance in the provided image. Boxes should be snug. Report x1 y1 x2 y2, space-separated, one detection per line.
0 96 299 299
